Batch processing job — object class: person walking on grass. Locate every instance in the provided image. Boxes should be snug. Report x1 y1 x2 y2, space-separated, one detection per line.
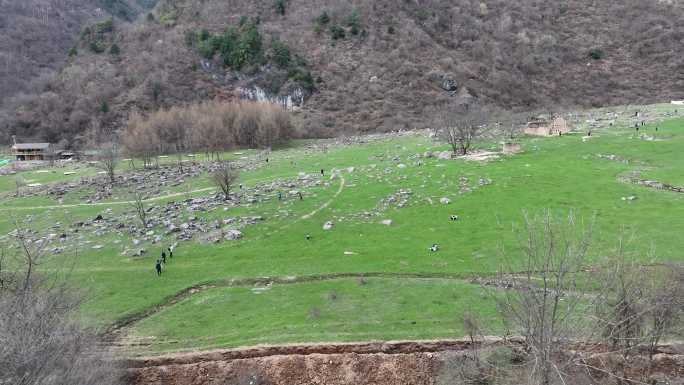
161 250 166 264
168 246 173 259
155 260 162 276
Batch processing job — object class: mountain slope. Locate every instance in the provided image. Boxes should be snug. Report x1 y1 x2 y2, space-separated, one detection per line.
0 0 157 108
3 0 684 145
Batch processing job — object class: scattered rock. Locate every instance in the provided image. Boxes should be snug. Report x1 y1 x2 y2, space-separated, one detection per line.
323 221 334 230
381 219 393 226
224 230 243 240
438 151 452 160
440 197 451 205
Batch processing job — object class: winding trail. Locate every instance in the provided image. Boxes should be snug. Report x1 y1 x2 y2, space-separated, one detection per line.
301 174 346 220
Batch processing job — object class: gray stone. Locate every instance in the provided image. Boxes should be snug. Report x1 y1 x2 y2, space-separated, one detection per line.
224 229 243 240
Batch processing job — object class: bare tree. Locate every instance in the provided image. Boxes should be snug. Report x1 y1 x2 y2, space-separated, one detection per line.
130 191 148 228
14 175 25 197
435 102 489 155
212 161 239 201
592 244 684 382
97 142 120 185
495 210 593 385
0 219 122 385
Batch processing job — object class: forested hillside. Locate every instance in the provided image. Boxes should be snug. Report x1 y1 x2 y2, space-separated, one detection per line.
3 0 684 146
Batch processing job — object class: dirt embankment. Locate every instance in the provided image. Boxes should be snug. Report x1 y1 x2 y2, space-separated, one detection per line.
126 340 684 385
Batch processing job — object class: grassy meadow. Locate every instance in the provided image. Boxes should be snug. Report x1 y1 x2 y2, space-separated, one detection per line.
0 111 682 355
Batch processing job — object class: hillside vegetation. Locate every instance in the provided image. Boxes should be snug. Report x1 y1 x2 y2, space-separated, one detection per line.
3 0 684 145
0 0 157 111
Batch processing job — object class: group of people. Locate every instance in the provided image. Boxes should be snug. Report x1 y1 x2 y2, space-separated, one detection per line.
155 246 175 276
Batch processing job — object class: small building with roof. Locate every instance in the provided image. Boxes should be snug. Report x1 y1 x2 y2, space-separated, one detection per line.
11 142 53 161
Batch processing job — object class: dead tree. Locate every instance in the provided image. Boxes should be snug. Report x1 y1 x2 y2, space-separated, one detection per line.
436 103 489 155
494 210 593 385
0 220 123 385
212 161 239 201
129 191 148 228
14 175 25 197
592 244 684 381
97 142 120 185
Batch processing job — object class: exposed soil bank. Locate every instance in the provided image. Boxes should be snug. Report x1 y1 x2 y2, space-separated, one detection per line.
127 340 684 385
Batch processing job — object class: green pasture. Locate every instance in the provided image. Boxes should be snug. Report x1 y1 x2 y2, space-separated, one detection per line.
0 111 683 354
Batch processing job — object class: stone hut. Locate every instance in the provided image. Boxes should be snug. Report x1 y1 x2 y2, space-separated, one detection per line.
524 116 571 136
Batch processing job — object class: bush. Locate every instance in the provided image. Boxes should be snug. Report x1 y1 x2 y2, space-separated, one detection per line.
291 69 315 92
109 43 120 55
330 25 346 40
316 11 330 25
89 41 106 54
271 39 291 68
588 48 605 60
275 0 286 15
68 47 77 57
94 18 114 34
345 9 361 35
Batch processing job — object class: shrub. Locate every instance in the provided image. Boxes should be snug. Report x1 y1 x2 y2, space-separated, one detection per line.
68 47 77 57
387 25 395 34
94 18 114 34
316 11 330 25
197 40 215 59
330 25 346 40
588 48 605 60
109 43 120 55
274 0 286 15
345 9 361 35
271 39 291 68
290 69 315 92
199 29 210 41
158 10 177 27
89 41 106 53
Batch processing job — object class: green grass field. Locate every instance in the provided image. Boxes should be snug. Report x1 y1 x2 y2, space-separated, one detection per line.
1 109 683 355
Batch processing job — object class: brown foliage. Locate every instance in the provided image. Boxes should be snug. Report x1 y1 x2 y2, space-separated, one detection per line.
122 101 291 162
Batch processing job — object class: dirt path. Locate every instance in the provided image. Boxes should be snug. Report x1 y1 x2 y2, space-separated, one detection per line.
301 173 346 220
0 187 217 210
